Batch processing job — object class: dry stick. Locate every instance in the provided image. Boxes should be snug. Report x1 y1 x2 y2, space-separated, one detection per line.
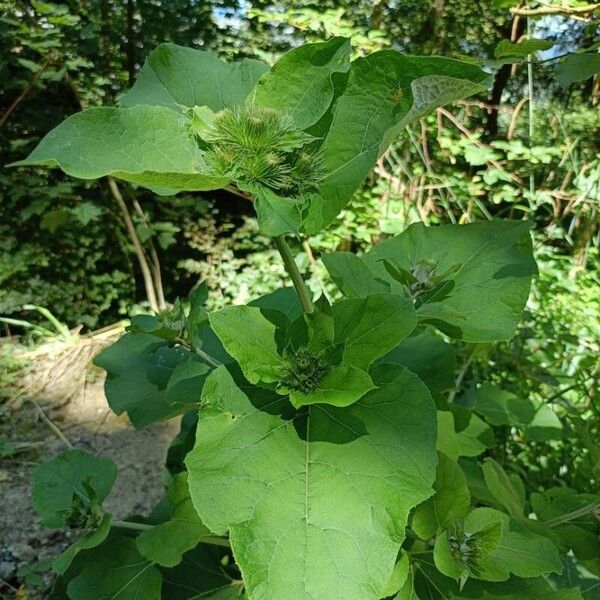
303 239 317 267
507 96 529 140
107 177 159 312
131 197 167 309
0 55 52 129
29 397 73 449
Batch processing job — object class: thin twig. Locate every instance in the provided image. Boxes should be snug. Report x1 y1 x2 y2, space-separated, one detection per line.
507 96 529 140
29 397 73 449
0 55 53 129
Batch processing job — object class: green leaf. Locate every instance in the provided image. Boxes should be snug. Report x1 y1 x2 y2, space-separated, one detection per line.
459 459 498 506
434 514 503 583
288 363 375 408
31 449 117 528
71 201 103 225
67 535 162 600
249 287 304 325
250 37 351 130
161 545 244 600
11 106 229 192
494 38 553 59
186 364 437 600
548 554 599 599
476 509 562 580
383 552 410 597
53 513 112 575
362 221 537 342
253 187 304 237
532 487 600 560
321 252 389 298
94 332 209 428
311 54 491 232
40 208 71 232
412 452 471 540
436 412 493 461
166 412 198 475
120 42 268 112
474 383 536 426
435 507 562 584
460 575 583 600
555 52 600 87
455 415 494 457
481 459 525 519
381 328 456 396
524 403 564 441
332 293 417 370
464 144 501 166
136 473 212 567
208 305 285 384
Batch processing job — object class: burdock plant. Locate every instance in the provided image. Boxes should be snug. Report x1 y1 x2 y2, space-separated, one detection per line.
12 38 579 600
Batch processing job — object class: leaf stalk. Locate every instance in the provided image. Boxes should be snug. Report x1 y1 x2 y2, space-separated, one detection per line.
112 521 231 547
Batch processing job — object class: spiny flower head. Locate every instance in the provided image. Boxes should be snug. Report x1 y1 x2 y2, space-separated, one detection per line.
201 106 323 195
279 346 331 394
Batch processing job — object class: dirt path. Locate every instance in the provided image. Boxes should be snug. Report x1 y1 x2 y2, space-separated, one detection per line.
0 334 179 597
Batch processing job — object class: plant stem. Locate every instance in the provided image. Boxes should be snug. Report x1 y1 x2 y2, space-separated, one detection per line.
273 235 314 313
112 521 231 547
113 520 152 531
545 500 600 528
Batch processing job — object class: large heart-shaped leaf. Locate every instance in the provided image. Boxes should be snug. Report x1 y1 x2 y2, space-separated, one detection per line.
250 37 351 130
120 42 268 111
10 106 229 192
186 364 437 600
304 53 491 233
324 221 537 342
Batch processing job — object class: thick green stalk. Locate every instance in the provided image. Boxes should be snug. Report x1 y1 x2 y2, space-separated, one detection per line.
273 235 314 313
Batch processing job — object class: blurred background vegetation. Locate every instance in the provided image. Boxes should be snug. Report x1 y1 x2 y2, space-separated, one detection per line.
0 0 599 595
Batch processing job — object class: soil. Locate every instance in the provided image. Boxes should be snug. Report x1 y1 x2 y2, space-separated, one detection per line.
0 333 180 598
